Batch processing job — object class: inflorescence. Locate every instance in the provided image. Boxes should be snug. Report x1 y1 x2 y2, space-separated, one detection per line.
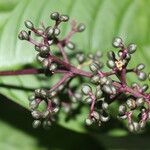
5 12 150 132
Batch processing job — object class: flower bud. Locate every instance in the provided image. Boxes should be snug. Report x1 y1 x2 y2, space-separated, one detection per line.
138 71 147 81
107 51 116 60
91 75 100 84
89 63 99 72
85 118 93 126
31 111 40 119
119 104 126 115
49 63 57 72
128 43 137 54
50 12 59 21
81 84 92 95
32 120 41 128
59 15 69 22
66 41 75 50
136 64 145 71
54 28 60 36
112 37 122 48
24 20 34 29
107 60 116 69
77 23 86 32
18 30 29 40
136 97 144 107
126 99 136 110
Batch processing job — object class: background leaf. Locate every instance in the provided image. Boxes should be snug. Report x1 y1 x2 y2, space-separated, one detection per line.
0 0 150 138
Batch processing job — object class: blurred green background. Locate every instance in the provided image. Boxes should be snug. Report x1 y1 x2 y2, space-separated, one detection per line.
0 0 150 149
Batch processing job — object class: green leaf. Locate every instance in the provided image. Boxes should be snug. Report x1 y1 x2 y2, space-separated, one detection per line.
0 0 150 134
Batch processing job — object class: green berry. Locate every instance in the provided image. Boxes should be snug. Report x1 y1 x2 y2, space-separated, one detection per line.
136 64 145 71
138 71 147 81
107 51 116 60
126 99 136 110
50 12 59 21
59 15 69 22
77 23 86 32
118 104 126 115
49 63 57 71
107 60 116 69
89 63 99 72
31 111 40 119
24 20 34 29
18 30 29 40
128 43 137 54
91 75 100 84
66 41 75 50
112 37 122 48
85 118 93 126
32 120 41 128
81 84 92 95
54 28 60 36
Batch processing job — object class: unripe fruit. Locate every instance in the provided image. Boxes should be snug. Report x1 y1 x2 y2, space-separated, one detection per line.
112 37 122 48
128 43 137 54
77 23 86 32
24 20 34 29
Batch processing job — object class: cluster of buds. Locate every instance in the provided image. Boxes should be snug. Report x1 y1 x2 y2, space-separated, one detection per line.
13 12 150 133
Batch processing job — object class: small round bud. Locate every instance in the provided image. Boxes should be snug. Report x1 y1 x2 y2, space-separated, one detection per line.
85 118 93 126
18 30 29 40
28 94 35 101
102 85 112 94
96 89 103 99
91 75 100 84
76 52 85 64
112 37 123 48
84 97 92 104
99 77 108 85
81 84 92 95
107 60 116 69
77 23 86 32
138 71 147 81
45 26 54 37
54 28 60 36
128 43 137 54
59 15 69 22
43 120 51 129
49 63 57 72
141 84 149 92
102 102 109 110
136 64 145 71
24 20 34 29
126 99 136 110
50 12 59 21
92 111 100 120
89 63 99 72
66 41 75 50
119 104 127 115
35 45 41 52
31 111 40 119
40 45 50 57
136 97 144 107
107 51 116 60
32 120 41 128
100 114 110 122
